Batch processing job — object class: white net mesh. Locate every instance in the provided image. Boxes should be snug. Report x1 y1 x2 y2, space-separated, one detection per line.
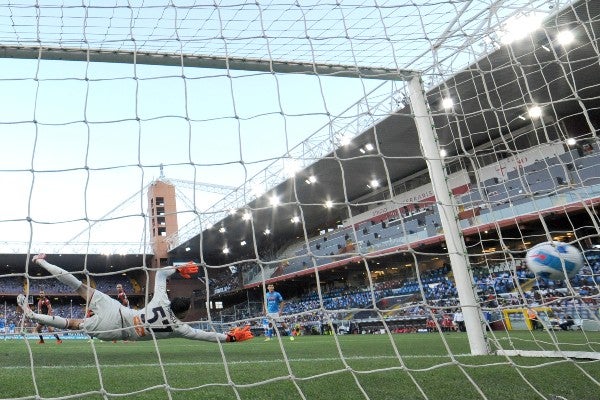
1 1 600 399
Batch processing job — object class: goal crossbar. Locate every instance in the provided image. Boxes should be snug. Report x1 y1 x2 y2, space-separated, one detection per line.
0 45 417 80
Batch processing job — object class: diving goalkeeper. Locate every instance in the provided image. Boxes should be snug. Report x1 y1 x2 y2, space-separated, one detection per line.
17 254 253 343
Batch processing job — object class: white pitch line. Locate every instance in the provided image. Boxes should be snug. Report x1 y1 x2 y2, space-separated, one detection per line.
1 353 473 371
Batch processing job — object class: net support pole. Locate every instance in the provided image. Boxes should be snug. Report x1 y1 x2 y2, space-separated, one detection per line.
408 75 489 356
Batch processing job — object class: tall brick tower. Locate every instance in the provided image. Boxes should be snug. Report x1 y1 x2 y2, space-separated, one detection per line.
147 179 178 269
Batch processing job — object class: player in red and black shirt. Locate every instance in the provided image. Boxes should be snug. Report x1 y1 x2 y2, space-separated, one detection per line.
35 290 62 344
112 283 130 343
116 284 129 307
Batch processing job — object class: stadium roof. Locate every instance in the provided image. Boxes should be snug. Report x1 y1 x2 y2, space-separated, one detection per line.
0 253 152 274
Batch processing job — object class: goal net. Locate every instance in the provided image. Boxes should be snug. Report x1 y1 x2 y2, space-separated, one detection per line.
1 0 600 399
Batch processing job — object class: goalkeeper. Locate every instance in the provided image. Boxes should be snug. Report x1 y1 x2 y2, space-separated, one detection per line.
17 254 253 343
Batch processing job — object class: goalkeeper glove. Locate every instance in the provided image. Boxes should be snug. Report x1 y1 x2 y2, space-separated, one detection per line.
226 325 253 342
177 262 198 279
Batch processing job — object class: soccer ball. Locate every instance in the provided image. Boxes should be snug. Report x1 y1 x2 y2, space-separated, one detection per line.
525 241 584 280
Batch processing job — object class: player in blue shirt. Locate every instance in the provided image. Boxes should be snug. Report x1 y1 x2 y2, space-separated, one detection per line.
264 283 293 341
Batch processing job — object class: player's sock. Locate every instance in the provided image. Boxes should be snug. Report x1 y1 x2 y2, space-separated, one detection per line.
36 259 82 290
38 335 44 341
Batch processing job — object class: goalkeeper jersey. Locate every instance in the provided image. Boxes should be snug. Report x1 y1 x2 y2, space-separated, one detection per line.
83 268 226 342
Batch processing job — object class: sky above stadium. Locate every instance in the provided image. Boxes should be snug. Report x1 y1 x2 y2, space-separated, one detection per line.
0 56 385 252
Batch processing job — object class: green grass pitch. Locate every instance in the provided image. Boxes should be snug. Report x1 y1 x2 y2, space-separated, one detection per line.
1 332 599 400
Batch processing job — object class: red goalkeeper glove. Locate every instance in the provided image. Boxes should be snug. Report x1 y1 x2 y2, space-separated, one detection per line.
177 262 198 279
226 325 253 343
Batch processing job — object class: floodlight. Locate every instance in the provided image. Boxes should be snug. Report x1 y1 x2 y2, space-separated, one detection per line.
269 194 280 207
499 13 543 44
528 106 542 118
305 175 317 184
339 134 352 146
441 98 454 109
556 30 574 46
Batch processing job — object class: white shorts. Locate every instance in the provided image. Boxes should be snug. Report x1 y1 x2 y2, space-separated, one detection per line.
266 312 285 323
